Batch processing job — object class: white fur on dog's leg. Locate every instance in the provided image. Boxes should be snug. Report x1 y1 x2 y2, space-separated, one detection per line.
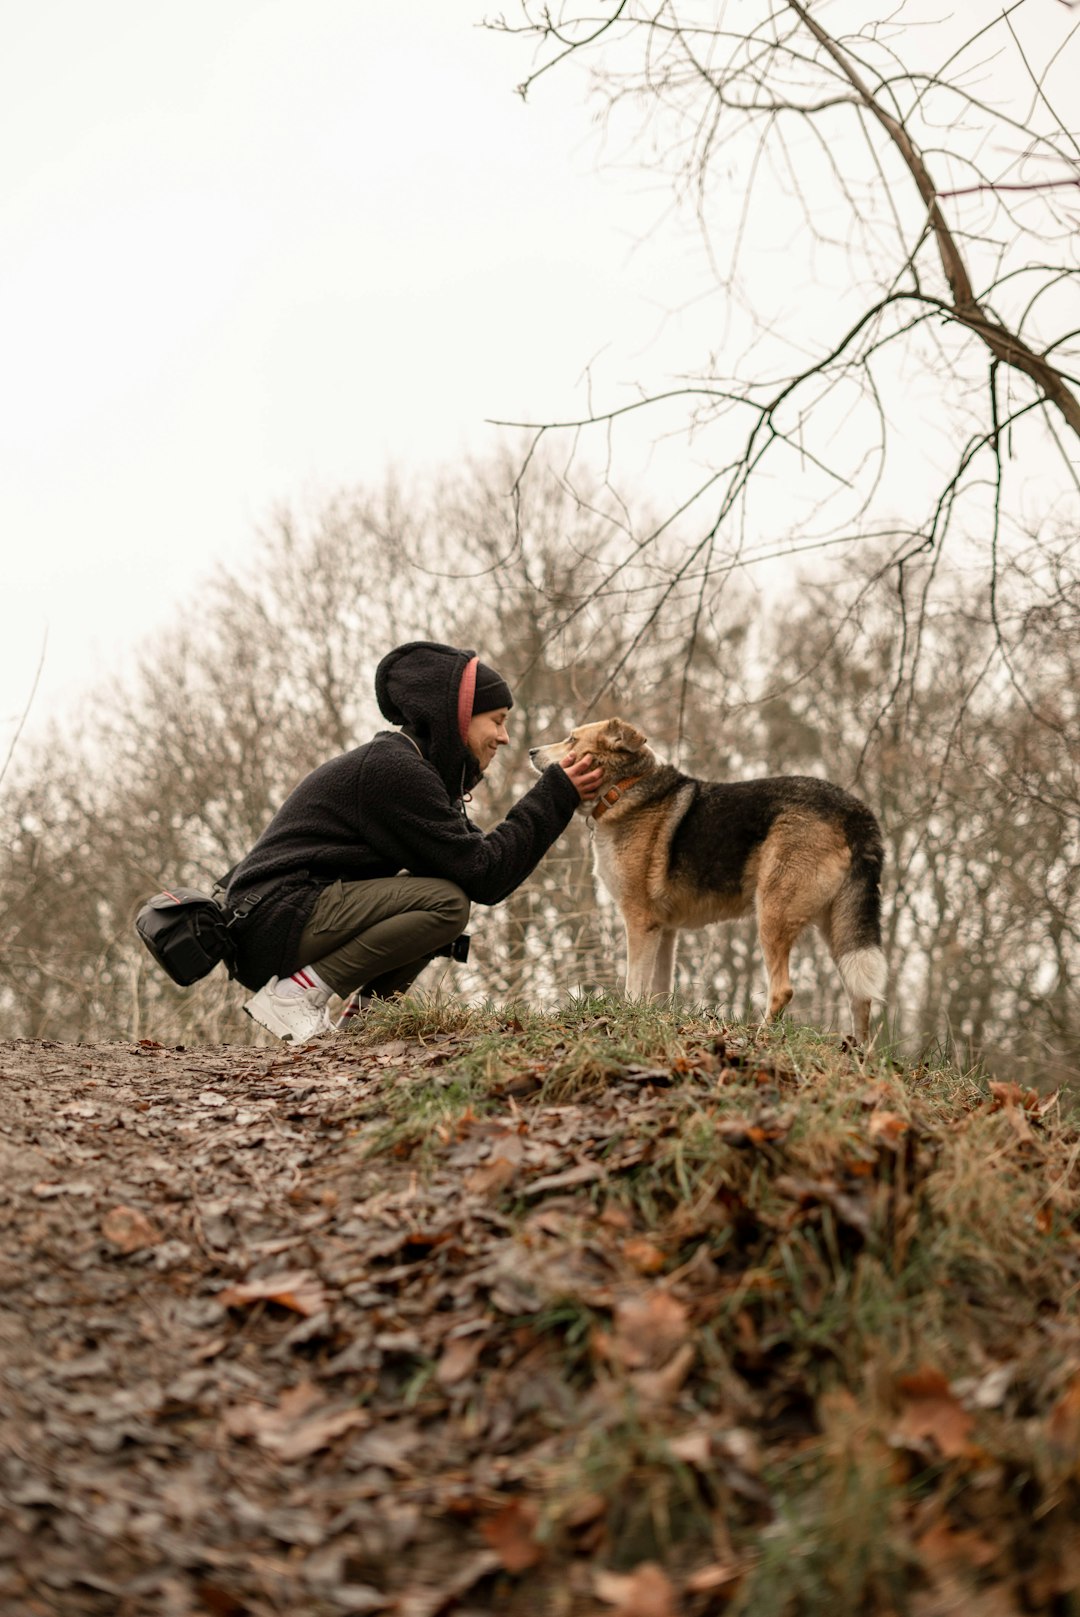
651 929 677 996
624 924 662 999
625 925 678 1000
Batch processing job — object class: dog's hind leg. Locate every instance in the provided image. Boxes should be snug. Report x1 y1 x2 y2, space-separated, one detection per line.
826 871 887 1044
755 845 813 1023
757 912 800 1023
757 814 862 1029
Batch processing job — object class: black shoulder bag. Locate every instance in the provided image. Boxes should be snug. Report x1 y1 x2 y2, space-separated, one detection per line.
134 883 268 988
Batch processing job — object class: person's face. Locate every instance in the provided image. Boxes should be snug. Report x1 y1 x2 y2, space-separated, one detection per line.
466 707 510 772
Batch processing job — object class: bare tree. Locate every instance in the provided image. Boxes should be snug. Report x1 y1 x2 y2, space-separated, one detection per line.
486 1 1080 715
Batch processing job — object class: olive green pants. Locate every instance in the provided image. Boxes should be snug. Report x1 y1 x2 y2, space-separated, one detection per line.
295 876 470 999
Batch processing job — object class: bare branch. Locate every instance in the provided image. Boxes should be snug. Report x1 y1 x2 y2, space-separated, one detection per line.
0 633 47 794
785 0 1080 440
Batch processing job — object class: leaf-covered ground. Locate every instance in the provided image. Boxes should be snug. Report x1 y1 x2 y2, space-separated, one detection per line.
2 1002 1080 1617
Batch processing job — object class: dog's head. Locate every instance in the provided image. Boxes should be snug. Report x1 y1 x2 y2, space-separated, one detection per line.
529 717 653 811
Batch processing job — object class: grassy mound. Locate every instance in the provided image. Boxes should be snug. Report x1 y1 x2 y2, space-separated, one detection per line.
330 994 1080 1613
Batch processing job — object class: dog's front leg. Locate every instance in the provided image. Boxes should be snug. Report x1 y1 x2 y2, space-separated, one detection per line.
623 920 669 1000
623 921 650 998
651 928 677 996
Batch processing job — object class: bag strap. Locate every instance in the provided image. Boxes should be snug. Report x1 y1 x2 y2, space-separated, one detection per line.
225 887 267 925
213 869 311 927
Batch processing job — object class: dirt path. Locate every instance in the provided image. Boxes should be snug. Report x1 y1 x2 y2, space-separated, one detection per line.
0 1034 709 1617
2 1036 423 1614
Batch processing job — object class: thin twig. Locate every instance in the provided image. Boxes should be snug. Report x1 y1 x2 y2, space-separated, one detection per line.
0 632 47 792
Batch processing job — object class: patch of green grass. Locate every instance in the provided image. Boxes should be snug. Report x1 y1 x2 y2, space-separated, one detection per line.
544 1409 719 1569
512 1298 602 1384
348 991 519 1045
736 1388 914 1617
357 1070 497 1160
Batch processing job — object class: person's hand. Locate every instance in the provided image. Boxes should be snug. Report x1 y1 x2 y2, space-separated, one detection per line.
561 751 604 801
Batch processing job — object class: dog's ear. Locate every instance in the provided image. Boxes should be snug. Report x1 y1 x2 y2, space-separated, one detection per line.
605 717 647 752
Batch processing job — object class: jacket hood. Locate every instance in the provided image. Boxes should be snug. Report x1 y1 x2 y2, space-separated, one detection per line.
374 641 483 795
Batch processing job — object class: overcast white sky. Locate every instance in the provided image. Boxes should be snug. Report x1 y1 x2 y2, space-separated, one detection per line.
3 0 698 753
3 2 1076 763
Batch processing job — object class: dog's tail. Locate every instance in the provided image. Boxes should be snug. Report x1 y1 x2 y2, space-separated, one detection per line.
837 942 888 1007
830 817 887 1035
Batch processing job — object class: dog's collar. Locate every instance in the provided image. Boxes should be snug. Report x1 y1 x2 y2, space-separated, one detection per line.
590 773 645 821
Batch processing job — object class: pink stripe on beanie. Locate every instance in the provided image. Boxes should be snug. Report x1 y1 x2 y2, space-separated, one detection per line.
457 656 478 744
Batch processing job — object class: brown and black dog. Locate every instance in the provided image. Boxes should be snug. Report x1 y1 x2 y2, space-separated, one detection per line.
531 718 887 1041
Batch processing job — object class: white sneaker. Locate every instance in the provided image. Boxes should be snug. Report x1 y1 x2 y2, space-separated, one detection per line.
244 977 328 1043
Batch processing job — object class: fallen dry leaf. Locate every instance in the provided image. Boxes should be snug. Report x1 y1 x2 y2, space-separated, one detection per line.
435 1331 487 1388
218 1269 326 1317
685 1561 743 1595
988 1081 1039 1112
894 1367 977 1459
524 1161 604 1196
917 1519 999 1570
594 1560 678 1616
868 1109 910 1144
224 1382 368 1460
224 1379 319 1438
630 1341 696 1406
478 1496 544 1573
611 1291 690 1371
622 1236 667 1275
1047 1372 1080 1463
560 1491 608 1530
466 1133 523 1195
268 1405 367 1461
954 1362 1014 1411
667 1429 711 1467
101 1204 162 1253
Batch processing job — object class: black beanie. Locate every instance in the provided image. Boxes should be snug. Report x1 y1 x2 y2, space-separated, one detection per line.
472 660 514 715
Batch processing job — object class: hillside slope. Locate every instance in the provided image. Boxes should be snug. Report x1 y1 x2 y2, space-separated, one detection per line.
2 1001 1079 1616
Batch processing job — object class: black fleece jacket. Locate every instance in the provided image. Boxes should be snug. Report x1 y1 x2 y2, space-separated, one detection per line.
225 642 579 991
